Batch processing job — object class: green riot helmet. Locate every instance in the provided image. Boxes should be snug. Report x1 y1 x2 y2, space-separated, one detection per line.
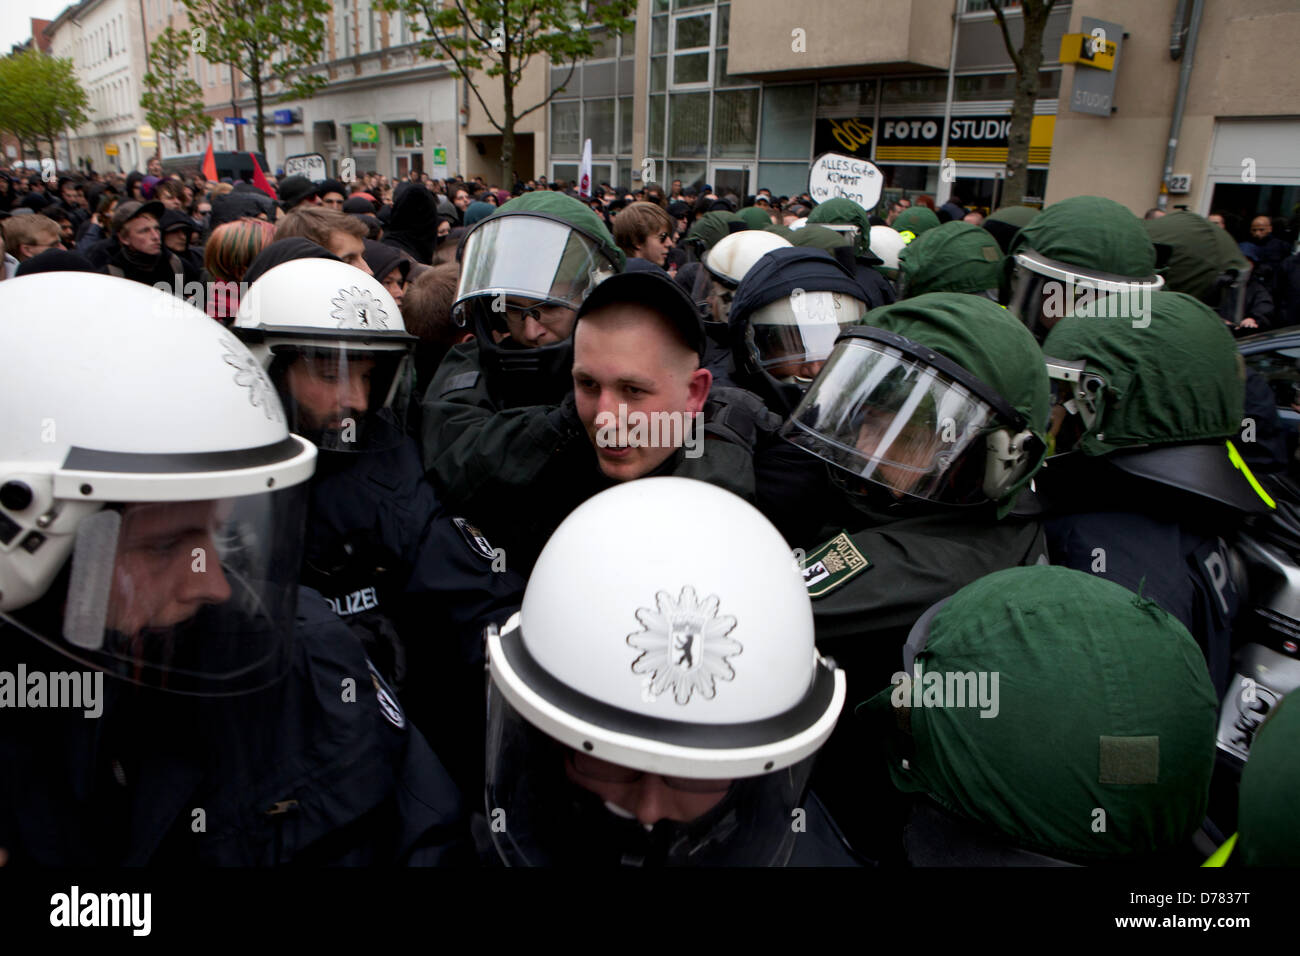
454 192 623 405
783 293 1050 514
1004 196 1165 342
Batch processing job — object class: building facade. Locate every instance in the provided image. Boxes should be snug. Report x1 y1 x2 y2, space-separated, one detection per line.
47 0 150 173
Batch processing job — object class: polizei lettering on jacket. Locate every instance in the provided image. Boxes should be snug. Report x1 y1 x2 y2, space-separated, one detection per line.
325 586 380 617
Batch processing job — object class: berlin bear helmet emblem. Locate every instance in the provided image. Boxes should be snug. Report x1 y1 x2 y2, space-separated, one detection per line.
626 586 741 705
330 286 388 329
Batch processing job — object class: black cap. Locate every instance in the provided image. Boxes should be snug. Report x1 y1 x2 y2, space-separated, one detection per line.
576 271 706 362
277 174 319 209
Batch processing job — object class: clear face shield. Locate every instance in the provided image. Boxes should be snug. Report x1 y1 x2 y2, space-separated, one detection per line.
1005 250 1165 341
454 213 618 323
3 487 308 697
484 681 816 867
747 291 868 387
782 329 1039 506
268 344 414 453
690 266 737 324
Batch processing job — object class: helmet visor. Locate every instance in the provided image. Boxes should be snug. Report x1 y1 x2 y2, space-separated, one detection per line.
484 683 816 866
269 345 413 452
749 291 868 383
1005 250 1165 340
8 486 307 697
690 266 735 324
456 214 617 312
782 336 1008 505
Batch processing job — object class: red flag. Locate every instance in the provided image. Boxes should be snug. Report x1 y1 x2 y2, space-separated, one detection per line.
249 152 276 200
201 141 218 182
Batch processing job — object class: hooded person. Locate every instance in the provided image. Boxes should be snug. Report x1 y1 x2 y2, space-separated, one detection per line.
864 565 1218 865
1039 290 1275 697
1142 210 1287 473
896 220 1003 300
381 181 441 264
780 292 1052 859
806 197 896 308
1002 195 1166 343
363 238 412 307
159 207 204 276
462 200 495 227
981 204 1040 254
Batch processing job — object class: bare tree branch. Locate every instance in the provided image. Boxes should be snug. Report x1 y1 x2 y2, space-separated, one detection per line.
989 0 1025 76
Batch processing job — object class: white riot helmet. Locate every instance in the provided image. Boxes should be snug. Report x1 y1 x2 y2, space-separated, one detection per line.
486 477 846 866
0 273 316 695
870 225 907 279
234 258 416 452
692 230 792 323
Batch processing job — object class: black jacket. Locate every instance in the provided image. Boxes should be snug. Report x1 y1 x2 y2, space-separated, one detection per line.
0 590 469 865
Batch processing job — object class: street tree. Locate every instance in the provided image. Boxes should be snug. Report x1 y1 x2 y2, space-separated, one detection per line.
0 50 89 166
182 0 330 156
141 26 213 158
377 0 635 185
989 0 1057 206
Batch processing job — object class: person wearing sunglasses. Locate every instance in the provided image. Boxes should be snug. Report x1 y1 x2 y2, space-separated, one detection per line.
612 200 677 270
484 478 856 866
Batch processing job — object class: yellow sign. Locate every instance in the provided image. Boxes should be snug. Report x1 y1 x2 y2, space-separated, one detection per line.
105 144 119 155
1059 32 1117 71
138 124 157 148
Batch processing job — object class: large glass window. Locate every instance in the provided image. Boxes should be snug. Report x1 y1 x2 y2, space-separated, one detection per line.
647 95 666 157
711 89 758 159
670 10 712 87
669 92 709 158
619 96 633 153
758 163 810 200
584 99 616 154
760 84 814 160
551 100 581 155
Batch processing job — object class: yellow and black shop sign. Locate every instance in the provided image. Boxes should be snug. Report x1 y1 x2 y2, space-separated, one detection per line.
874 114 1054 166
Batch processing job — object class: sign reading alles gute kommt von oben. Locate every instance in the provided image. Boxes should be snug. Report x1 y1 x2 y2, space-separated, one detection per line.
808 153 884 210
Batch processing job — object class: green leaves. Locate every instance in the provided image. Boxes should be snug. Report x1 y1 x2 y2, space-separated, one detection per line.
181 0 331 153
0 50 89 157
140 27 211 152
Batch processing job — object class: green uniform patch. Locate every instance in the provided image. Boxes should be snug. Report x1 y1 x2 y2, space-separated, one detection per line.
802 532 871 598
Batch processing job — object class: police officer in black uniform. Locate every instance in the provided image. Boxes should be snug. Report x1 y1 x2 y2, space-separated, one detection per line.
0 273 467 865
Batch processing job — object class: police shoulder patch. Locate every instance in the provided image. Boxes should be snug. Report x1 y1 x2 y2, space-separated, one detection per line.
452 516 497 561
801 532 871 599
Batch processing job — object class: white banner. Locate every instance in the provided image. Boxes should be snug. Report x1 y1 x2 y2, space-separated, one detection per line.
578 138 592 198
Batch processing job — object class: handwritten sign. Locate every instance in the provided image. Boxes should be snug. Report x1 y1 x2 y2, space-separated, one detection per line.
808 152 883 210
283 152 327 182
